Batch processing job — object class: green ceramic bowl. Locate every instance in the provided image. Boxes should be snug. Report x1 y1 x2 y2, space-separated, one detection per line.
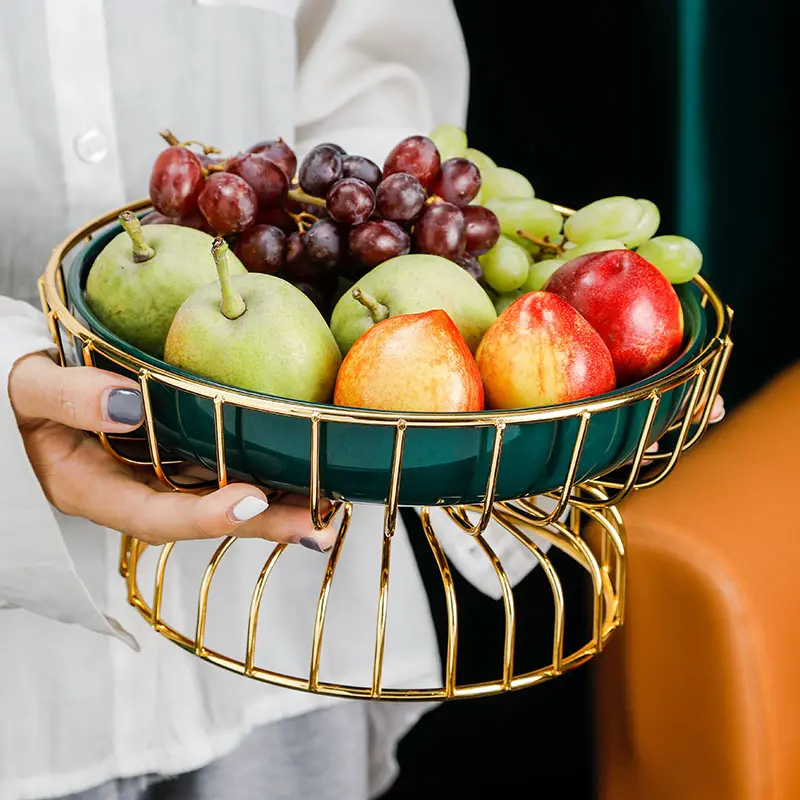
68 222 708 506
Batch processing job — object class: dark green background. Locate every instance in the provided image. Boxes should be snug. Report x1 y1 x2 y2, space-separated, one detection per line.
382 2 792 797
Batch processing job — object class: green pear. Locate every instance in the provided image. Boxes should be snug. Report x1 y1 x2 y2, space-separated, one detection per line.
330 254 497 354
85 211 246 357
164 239 341 402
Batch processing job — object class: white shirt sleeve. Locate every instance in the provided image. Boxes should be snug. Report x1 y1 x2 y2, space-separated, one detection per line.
0 296 137 646
294 0 469 164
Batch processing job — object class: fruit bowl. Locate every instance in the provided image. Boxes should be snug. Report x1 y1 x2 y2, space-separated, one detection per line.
40 197 733 701
61 202 721 509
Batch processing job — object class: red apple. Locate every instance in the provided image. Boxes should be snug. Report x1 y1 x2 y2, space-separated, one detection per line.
545 249 684 386
476 291 616 409
334 309 484 412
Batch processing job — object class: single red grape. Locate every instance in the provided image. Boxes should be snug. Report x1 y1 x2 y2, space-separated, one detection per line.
326 178 375 225
284 231 335 284
316 142 347 155
140 211 175 225
246 138 297 180
428 158 482 207
413 201 466 260
341 155 382 189
383 135 441 188
149 146 204 217
298 144 344 197
305 219 345 270
233 224 286 274
198 172 257 235
455 252 483 281
256 204 297 233
349 220 410 269
462 205 501 255
226 152 288 206
375 173 426 222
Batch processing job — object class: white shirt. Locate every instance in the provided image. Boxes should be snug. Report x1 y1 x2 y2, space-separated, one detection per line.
0 3 551 799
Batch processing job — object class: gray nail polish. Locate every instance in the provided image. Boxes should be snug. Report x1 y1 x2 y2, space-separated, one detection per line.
295 536 330 553
106 388 143 425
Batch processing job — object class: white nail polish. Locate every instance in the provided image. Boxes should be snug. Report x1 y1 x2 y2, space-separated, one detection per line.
229 496 269 523
709 395 726 423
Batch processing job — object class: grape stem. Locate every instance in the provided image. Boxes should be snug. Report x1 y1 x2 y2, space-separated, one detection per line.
287 188 327 208
119 211 155 263
351 288 389 323
516 229 566 255
159 129 180 146
212 238 246 320
287 210 319 233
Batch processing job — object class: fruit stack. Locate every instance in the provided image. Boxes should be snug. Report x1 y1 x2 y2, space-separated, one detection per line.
84 125 706 414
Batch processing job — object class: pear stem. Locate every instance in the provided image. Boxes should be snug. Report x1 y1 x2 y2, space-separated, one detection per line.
351 288 389 323
119 211 155 263
212 238 246 320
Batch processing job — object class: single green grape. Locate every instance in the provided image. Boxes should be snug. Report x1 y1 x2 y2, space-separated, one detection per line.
636 235 703 283
429 123 467 162
494 289 525 315
622 199 661 247
564 196 644 244
479 235 533 293
523 258 567 291
464 147 496 175
483 197 563 246
479 167 535 203
562 239 626 261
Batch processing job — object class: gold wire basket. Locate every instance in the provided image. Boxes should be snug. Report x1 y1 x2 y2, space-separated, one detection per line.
38 199 733 701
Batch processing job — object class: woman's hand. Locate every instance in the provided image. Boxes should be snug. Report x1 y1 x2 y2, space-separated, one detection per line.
8 353 336 551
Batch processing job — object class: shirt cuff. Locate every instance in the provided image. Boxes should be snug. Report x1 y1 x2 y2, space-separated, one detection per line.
0 297 138 649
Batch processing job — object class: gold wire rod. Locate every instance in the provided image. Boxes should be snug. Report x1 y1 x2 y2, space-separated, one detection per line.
678 337 733 454
119 534 132 578
126 538 143 606
476 534 516 687
420 508 459 697
496 503 605 653
495 517 565 673
37 276 50 318
140 370 203 492
195 536 237 655
573 394 661 508
309 504 353 690
308 415 341 531
580 486 627 624
212 395 228 488
244 543 288 675
151 542 176 628
371 533 393 697
519 411 591 527
460 420 506 536
633 366 706 490
383 421 407 539
46 311 66 367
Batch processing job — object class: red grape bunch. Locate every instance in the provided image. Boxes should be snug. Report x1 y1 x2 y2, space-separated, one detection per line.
145 129 500 320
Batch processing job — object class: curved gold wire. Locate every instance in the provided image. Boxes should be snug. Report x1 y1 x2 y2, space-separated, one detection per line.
245 543 288 675
195 536 236 655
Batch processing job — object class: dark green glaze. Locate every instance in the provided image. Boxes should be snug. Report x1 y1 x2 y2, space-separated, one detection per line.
68 223 708 506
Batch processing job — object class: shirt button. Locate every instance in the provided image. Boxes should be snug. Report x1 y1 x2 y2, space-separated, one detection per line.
74 129 109 163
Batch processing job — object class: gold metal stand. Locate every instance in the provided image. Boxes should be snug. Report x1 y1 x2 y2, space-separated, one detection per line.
39 200 733 701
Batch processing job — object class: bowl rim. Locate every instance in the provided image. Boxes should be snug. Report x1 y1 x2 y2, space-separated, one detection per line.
48 199 730 428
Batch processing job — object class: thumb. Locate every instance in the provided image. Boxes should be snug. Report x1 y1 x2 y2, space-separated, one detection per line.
10 352 144 433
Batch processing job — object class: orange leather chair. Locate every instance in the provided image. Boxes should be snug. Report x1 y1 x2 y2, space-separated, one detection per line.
595 362 800 800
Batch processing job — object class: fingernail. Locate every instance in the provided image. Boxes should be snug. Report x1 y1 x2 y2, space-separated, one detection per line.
709 395 726 423
228 496 269 523
104 388 143 425
292 535 331 553
645 442 659 454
